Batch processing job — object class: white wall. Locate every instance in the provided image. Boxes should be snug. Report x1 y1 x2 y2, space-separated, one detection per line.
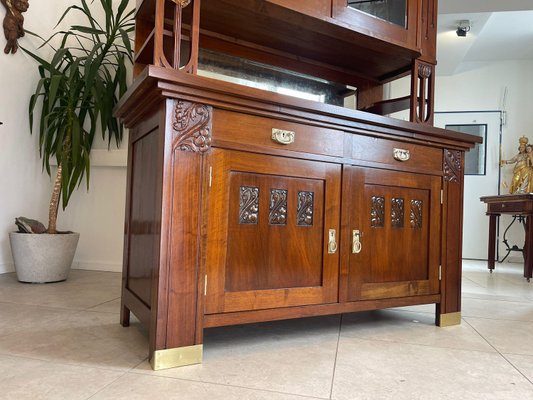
391 60 533 260
0 1 129 273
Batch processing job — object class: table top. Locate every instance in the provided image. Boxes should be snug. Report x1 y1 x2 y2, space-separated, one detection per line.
480 194 533 215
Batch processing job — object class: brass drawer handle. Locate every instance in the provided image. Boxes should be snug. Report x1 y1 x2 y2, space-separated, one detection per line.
328 229 337 254
272 128 295 145
352 230 362 254
393 148 410 162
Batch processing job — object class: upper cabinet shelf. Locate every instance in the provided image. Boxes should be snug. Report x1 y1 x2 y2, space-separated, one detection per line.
135 0 436 83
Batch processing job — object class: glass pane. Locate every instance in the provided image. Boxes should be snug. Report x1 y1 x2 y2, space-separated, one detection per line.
347 0 407 28
445 124 487 175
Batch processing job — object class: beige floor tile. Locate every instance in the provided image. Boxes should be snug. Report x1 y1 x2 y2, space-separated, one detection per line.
464 317 533 356
0 354 124 400
0 272 121 310
88 298 121 314
0 302 75 338
91 372 322 400
133 316 340 398
0 310 148 370
462 297 533 321
340 309 495 352
332 338 533 400
504 354 533 383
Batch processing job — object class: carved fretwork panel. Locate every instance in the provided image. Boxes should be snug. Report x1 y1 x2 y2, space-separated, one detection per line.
410 200 423 229
239 186 259 224
269 189 288 225
410 60 435 125
297 191 314 226
391 198 404 228
371 196 385 228
444 150 462 183
172 100 212 153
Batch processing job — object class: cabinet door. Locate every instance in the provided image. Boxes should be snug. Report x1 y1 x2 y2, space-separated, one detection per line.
205 149 341 314
342 166 440 301
332 0 420 49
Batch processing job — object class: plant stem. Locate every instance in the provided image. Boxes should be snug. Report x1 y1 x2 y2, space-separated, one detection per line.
47 164 62 234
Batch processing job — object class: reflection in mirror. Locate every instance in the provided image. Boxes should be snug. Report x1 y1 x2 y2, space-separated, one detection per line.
347 0 407 28
197 49 357 108
446 124 487 175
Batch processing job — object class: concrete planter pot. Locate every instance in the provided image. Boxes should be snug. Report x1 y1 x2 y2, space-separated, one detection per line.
9 232 80 283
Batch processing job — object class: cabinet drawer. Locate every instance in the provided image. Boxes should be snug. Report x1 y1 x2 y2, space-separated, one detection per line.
212 109 344 158
352 135 442 173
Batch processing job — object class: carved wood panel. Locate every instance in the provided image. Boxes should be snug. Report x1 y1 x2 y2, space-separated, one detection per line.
269 189 288 225
444 149 462 183
391 198 404 228
172 100 212 153
410 199 423 229
296 191 314 226
239 186 259 224
371 196 385 228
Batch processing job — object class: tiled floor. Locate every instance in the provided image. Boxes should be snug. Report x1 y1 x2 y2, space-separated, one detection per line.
1 260 533 399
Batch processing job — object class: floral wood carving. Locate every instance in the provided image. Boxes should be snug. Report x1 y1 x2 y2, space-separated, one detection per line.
239 186 259 224
391 198 404 228
371 196 385 228
444 149 462 183
418 63 432 79
296 191 314 226
269 189 287 225
1 0 29 54
410 200 423 229
172 100 212 153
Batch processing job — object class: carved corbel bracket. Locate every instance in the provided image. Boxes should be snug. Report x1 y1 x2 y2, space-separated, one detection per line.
172 0 191 6
1 0 29 54
172 100 213 153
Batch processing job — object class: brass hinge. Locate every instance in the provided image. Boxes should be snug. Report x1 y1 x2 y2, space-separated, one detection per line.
439 265 442 281
208 166 212 187
204 274 208 295
440 189 443 205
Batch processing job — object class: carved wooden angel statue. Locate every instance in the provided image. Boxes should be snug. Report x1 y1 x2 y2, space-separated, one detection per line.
1 0 29 54
501 136 531 194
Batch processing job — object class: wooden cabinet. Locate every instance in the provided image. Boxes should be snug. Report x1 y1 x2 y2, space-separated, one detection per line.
205 149 341 313
341 166 441 302
116 0 481 371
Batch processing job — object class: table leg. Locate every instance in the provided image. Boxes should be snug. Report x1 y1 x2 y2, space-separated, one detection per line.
525 216 533 282
488 214 497 273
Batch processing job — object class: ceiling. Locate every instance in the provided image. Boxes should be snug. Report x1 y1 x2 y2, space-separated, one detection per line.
437 0 533 75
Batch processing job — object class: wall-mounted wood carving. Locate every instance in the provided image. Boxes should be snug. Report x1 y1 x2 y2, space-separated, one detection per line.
172 100 212 153
1 0 29 54
444 149 462 183
410 200 423 229
371 196 385 228
296 191 314 226
391 198 404 228
269 189 287 225
239 186 259 224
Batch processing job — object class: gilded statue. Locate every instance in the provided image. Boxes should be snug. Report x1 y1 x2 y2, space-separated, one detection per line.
501 136 531 194
1 0 29 54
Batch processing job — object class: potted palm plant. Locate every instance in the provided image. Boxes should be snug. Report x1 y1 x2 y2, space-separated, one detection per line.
9 0 134 283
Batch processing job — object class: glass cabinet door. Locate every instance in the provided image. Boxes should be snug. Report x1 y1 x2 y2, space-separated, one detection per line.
333 0 420 50
347 0 407 28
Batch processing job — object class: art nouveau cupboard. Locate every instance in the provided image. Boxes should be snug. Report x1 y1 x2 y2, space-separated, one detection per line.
116 0 480 370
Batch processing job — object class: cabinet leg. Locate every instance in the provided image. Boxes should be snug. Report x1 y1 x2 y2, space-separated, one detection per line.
120 304 130 327
150 344 203 370
488 214 497 272
436 304 461 327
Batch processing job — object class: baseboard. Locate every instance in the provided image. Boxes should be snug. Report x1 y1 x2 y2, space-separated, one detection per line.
72 261 122 273
0 263 14 274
